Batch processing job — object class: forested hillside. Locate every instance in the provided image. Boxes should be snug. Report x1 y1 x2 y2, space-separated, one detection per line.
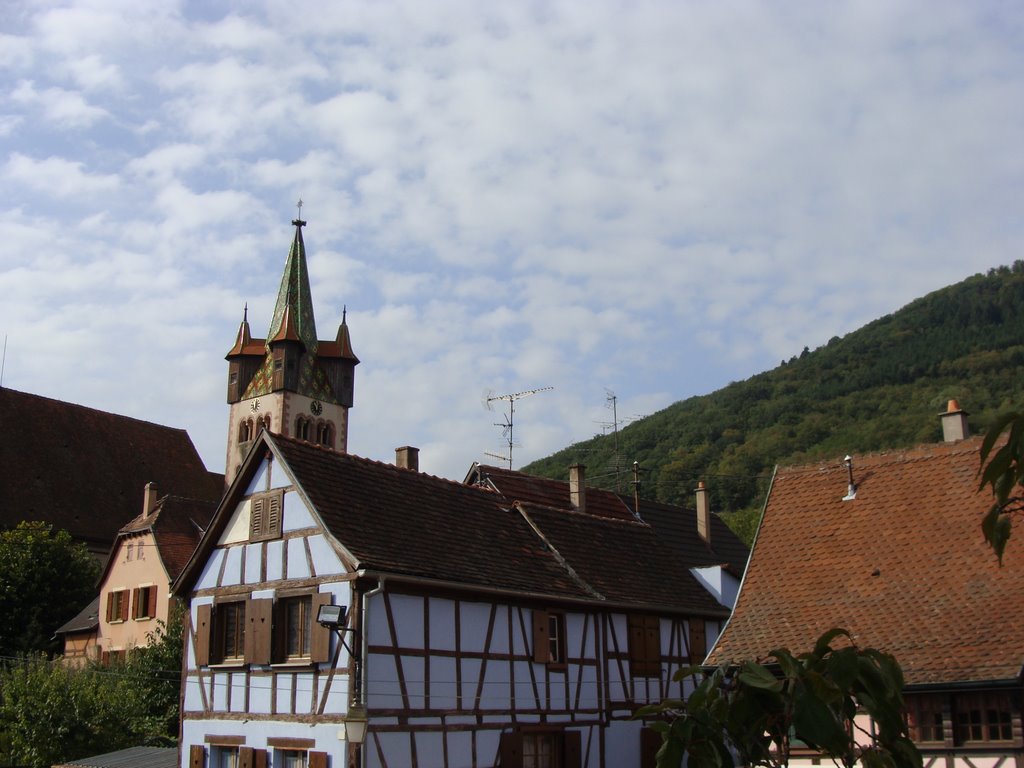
522 263 1024 542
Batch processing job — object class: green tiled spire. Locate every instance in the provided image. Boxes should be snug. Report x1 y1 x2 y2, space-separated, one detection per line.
267 219 318 354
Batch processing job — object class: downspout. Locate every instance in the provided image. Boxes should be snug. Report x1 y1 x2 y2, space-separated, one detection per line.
358 575 385 768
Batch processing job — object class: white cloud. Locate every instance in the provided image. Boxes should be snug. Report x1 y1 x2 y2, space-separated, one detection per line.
10 80 108 127
3 153 119 198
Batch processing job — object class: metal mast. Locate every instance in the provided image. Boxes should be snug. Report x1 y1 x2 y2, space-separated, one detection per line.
484 386 554 469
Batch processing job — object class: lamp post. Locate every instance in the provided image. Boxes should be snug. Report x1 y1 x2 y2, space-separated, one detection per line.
316 604 368 747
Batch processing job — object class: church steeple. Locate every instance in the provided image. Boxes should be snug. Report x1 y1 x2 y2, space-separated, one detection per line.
223 215 358 484
266 219 318 355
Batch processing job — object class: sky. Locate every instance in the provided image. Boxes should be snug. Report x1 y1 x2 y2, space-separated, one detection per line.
2 1 1023 482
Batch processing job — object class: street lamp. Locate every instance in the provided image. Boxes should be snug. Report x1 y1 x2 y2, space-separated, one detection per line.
317 603 368 746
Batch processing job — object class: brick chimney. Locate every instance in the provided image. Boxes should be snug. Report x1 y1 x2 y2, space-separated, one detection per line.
395 446 419 471
569 464 586 513
142 482 159 518
940 399 970 442
696 481 710 544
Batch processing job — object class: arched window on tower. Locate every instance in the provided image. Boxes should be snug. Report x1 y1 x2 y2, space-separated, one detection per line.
295 416 310 441
239 419 254 443
316 421 334 449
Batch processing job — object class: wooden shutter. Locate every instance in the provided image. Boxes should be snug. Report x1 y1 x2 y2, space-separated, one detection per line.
101 650 109 666
239 747 254 768
644 616 661 674
499 732 523 768
195 603 212 667
132 588 141 619
310 593 333 663
250 497 265 539
533 609 550 664
563 730 582 768
106 592 114 622
253 750 267 768
189 745 206 768
689 619 706 661
246 598 273 665
627 615 644 666
147 586 158 619
267 492 282 537
120 591 130 622
641 727 662 767
308 752 328 768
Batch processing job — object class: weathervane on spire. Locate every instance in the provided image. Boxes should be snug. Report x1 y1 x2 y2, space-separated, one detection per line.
293 198 306 227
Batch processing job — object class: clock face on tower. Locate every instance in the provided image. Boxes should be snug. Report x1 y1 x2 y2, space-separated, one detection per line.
250 399 261 413
310 400 323 416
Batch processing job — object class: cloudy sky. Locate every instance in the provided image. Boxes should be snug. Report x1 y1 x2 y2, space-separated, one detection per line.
2 1 1022 481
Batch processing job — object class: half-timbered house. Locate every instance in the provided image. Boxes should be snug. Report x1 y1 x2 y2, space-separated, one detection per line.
708 401 1024 768
172 431 748 768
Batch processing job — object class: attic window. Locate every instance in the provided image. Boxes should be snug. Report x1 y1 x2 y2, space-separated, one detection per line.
249 489 283 541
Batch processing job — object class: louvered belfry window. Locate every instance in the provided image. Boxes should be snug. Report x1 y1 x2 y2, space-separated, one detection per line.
249 489 284 541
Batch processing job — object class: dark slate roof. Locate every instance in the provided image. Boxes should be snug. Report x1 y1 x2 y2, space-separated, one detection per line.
177 434 731 615
469 463 749 576
0 388 223 553
55 596 100 636
55 746 176 768
708 437 1024 686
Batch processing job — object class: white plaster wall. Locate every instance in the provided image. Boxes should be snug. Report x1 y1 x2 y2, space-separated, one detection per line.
428 597 456 651
459 602 491 653
285 537 310 579
282 490 315 530
428 656 458 708
244 542 261 583
307 535 344 574
390 593 423 648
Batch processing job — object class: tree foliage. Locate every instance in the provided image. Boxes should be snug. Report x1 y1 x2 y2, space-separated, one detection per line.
524 263 1024 544
0 605 185 767
0 521 101 657
638 629 921 768
978 411 1024 562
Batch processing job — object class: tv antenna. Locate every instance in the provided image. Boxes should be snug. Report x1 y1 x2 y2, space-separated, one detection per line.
483 386 554 469
594 390 644 491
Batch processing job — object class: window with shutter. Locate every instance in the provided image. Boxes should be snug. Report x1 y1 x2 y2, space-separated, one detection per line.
189 744 206 768
249 489 284 541
532 609 567 668
212 600 247 662
628 615 661 677
689 618 706 661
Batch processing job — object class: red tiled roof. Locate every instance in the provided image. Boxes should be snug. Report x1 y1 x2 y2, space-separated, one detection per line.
0 388 223 553
708 437 1024 685
117 495 216 581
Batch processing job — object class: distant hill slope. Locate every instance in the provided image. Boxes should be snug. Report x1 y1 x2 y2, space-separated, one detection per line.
522 262 1024 543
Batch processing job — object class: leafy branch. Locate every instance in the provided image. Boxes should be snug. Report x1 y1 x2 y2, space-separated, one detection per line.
637 629 921 768
978 411 1024 562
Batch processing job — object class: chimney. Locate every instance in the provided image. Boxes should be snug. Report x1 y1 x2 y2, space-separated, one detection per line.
940 399 970 442
142 482 159 518
395 446 419 471
696 481 711 544
569 464 586 513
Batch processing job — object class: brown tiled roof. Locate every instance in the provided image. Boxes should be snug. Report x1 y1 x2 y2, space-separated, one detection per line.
55 596 100 636
178 434 729 615
115 495 216 581
707 437 1024 685
0 388 223 553
469 464 749 575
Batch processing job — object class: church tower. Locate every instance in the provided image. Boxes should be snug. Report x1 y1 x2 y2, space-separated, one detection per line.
224 217 358 484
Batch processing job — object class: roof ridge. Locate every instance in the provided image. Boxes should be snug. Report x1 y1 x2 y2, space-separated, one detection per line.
0 387 190 433
518 500 654 528
778 436 985 473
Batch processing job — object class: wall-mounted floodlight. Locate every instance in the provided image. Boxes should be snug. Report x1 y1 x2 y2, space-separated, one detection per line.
317 603 356 655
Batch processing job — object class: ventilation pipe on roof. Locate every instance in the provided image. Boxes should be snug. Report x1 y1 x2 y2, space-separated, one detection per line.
569 464 586 513
842 456 857 501
143 482 159 518
696 480 711 545
395 446 419 472
941 399 970 442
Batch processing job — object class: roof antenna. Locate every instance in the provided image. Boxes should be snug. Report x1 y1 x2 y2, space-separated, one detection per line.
483 386 554 470
842 455 857 501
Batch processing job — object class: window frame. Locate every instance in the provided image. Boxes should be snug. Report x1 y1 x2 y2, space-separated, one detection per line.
533 609 567 670
213 599 247 664
106 589 129 624
906 693 946 745
132 584 157 620
954 692 1016 745
249 489 284 542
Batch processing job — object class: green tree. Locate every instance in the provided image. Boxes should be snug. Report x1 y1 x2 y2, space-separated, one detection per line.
0 655 144 767
121 603 187 744
638 629 921 768
0 522 101 657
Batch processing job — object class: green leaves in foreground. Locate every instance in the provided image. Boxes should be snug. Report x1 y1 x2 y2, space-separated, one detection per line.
978 411 1024 563
636 629 921 768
